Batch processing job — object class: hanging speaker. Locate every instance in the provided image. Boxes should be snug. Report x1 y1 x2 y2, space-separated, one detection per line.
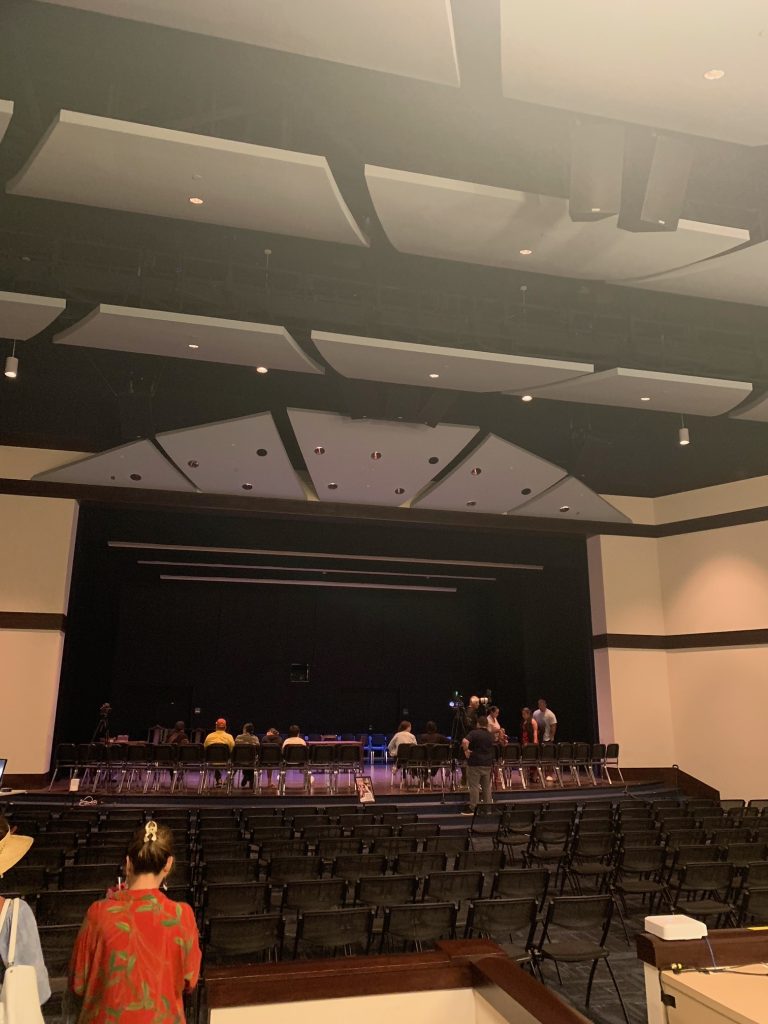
569 120 625 222
618 131 694 233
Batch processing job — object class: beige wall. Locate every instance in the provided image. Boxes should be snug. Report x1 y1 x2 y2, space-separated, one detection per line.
210 989 541 1024
589 514 768 799
0 446 81 776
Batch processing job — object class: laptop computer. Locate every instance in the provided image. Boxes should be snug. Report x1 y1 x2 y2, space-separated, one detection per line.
0 758 7 790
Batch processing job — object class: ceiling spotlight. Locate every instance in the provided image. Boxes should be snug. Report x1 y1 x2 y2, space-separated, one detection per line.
129 473 142 481
521 487 532 495
428 456 439 465
703 68 725 80
327 483 338 490
470 467 482 476
313 446 326 455
4 352 18 380
188 343 199 350
521 394 533 403
559 505 571 513
679 426 690 446
428 372 440 379
188 196 204 205
370 451 382 460
519 248 533 256
640 396 651 402
394 487 405 495
591 207 601 213
256 366 268 374
242 482 253 491
256 448 267 457
187 460 199 468
466 500 477 507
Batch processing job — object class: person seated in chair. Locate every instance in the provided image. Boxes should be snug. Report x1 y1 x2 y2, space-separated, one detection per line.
166 721 189 745
282 725 307 748
235 722 259 788
204 717 234 786
417 721 449 745
260 727 281 788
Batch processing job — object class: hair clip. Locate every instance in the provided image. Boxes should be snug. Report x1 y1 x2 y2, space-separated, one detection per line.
144 821 158 843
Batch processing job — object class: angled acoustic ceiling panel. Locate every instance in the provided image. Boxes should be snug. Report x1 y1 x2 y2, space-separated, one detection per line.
412 434 566 515
365 165 747 280
0 290 66 340
501 0 768 145
32 440 196 491
525 367 751 417
37 1 460 86
0 99 13 146
288 408 477 506
8 111 368 247
729 392 768 423
311 330 592 392
157 413 305 499
510 477 632 524
619 241 768 308
54 304 323 374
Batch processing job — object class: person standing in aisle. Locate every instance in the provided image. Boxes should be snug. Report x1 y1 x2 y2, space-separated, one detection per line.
460 715 495 814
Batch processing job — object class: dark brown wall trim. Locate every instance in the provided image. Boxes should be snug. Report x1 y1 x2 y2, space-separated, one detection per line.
1 475 767 539
593 628 768 650
0 611 66 631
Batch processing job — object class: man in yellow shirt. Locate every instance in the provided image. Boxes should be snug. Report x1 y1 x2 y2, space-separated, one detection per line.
203 718 234 786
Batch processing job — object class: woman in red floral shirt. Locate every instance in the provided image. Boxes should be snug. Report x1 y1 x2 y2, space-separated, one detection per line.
69 821 200 1023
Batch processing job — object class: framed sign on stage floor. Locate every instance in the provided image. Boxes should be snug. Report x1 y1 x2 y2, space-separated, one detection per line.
356 775 375 804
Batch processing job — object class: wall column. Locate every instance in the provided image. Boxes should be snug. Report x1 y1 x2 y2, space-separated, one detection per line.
0 447 80 780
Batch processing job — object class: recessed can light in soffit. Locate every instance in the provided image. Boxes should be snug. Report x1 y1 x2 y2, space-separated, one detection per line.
559 505 570 512
256 366 268 374
521 395 533 403
640 396 651 402
188 196 204 205
188 343 199 349
314 446 325 455
428 372 440 379
703 68 725 80
370 451 382 460
519 248 533 256
394 487 405 495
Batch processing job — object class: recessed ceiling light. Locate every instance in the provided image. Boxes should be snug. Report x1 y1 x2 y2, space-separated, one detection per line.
370 451 382 461
428 456 439 465
256 449 267 457
559 505 571 513
640 396 651 402
519 248 533 256
470 467 482 476
328 483 338 490
187 460 199 468
188 343 199 349
313 446 325 455
428 372 440 379
188 196 205 205
129 473 142 481
521 487 532 495
591 207 601 213
466 500 477 507
703 68 725 80
242 482 253 491
394 487 405 495
521 394 534 403
256 366 268 374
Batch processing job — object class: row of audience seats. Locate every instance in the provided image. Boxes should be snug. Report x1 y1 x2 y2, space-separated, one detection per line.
5 793 768 1024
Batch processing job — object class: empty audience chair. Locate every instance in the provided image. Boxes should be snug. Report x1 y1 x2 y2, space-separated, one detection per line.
294 907 374 959
380 902 457 953
464 898 538 966
537 895 629 1024
205 914 284 964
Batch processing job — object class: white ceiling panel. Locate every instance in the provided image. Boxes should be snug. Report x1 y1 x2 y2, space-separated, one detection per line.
619 242 768 308
729 393 768 423
0 100 13 146
526 367 751 417
288 408 478 506
511 477 632 524
365 166 746 280
8 111 368 247
38 1 459 86
501 1 768 145
54 304 323 373
157 413 305 499
312 330 592 392
32 440 196 491
0 290 66 340
413 434 565 515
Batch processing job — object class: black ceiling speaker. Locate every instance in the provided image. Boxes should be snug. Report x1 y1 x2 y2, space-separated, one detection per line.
569 120 625 222
618 130 694 233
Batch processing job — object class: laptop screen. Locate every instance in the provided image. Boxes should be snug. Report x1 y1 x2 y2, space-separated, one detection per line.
0 758 6 788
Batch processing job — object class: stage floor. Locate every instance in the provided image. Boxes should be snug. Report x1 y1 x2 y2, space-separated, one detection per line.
39 760 631 801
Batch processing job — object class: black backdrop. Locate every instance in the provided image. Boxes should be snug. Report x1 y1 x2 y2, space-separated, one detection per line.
56 506 597 745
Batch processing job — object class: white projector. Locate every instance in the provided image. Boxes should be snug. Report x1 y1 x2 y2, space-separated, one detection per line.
644 914 708 940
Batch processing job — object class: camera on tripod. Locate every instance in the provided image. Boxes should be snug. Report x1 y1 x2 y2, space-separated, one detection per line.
448 692 464 710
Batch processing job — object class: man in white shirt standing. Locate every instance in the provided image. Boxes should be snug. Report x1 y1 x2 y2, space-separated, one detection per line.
533 698 557 743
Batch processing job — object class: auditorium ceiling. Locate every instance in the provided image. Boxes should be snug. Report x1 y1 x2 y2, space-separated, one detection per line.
2 0 768 509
